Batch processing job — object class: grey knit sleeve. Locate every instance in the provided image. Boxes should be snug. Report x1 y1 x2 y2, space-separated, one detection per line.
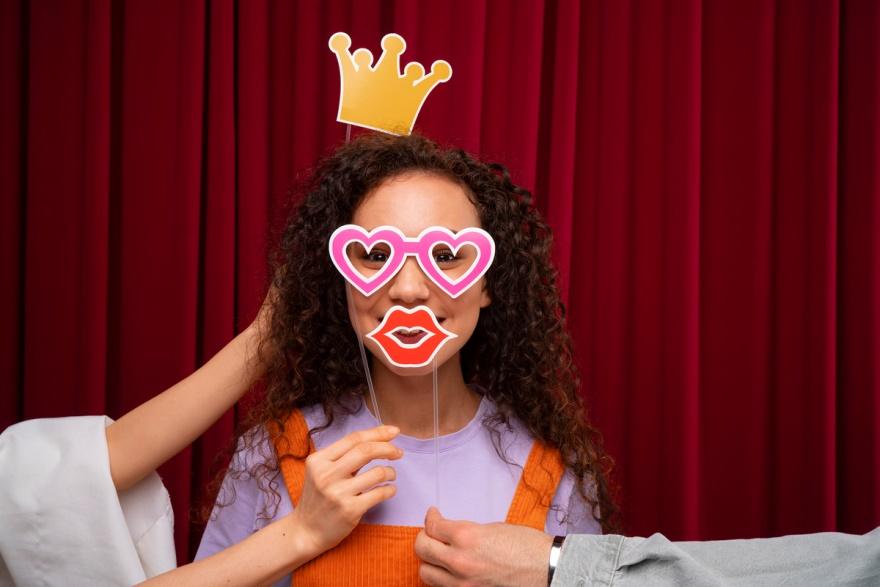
552 527 880 586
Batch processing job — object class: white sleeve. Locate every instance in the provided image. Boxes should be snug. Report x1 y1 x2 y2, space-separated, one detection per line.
0 416 177 586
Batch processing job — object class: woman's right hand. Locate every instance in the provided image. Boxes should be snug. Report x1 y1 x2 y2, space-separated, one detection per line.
291 425 403 557
141 428 400 587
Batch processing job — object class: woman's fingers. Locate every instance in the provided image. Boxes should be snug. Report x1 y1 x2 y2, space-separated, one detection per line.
332 441 403 478
340 464 397 496
320 425 400 461
355 483 397 512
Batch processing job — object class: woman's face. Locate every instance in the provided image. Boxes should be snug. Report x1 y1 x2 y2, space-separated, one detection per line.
345 172 491 376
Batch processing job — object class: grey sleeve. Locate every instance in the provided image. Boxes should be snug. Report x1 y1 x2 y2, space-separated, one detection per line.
552 527 880 586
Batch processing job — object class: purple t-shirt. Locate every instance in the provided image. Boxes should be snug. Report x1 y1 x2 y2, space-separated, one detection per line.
196 395 600 585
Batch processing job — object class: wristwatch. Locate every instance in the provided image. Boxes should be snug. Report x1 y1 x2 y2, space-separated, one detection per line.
547 535 565 585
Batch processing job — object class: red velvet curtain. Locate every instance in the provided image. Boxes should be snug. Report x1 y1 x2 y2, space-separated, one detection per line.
2 0 878 563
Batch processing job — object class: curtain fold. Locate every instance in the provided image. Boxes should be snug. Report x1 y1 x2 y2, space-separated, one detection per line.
838 0 880 532
1 0 24 429
1 0 878 562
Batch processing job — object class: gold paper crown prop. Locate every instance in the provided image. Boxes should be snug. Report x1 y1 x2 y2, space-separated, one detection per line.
329 32 452 136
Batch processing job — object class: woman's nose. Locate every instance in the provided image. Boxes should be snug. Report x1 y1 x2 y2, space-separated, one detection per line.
388 258 430 303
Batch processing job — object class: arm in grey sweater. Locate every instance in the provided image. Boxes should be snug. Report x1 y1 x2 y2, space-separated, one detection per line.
554 527 880 586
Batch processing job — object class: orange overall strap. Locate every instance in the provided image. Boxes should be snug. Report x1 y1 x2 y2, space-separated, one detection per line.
272 409 313 505
505 440 566 529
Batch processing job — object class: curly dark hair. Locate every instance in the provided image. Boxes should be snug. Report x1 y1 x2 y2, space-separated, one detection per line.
214 133 620 534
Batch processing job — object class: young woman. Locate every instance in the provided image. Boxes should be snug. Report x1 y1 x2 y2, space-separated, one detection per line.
196 133 619 585
5 133 870 587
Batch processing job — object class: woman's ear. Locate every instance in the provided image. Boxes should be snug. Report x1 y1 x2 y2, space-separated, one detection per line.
479 283 491 308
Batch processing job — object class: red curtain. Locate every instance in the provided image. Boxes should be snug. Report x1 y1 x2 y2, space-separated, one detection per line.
2 0 878 563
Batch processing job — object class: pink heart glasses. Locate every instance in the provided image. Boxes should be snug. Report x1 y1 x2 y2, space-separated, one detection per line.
329 224 496 298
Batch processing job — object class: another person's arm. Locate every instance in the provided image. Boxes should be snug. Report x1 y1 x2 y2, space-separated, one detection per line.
554 529 880 586
105 293 272 491
554 528 880 587
415 508 880 586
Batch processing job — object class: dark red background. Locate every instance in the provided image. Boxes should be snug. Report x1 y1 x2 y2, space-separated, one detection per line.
2 0 878 564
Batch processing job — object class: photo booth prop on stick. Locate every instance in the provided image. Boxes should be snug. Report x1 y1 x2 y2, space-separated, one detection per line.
365 305 458 369
329 225 496 299
329 32 452 136
327 31 478 511
330 224 495 368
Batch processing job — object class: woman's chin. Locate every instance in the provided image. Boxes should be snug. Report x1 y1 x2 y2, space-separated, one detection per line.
380 361 438 378
366 346 459 378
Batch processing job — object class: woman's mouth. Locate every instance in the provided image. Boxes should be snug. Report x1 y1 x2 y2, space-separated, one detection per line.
390 327 429 345
366 306 456 368
379 315 446 324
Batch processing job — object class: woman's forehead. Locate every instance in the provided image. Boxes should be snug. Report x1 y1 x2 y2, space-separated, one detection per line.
352 172 481 236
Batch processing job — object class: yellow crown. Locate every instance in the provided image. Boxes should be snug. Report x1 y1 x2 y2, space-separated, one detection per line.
328 32 452 136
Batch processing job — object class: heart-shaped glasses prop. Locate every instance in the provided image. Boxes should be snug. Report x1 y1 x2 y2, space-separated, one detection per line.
329 225 495 298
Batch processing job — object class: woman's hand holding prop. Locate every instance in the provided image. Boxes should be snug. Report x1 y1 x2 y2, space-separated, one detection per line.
141 425 400 586
293 425 403 555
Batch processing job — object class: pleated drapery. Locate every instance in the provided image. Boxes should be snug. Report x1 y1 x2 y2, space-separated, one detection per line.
2 0 878 562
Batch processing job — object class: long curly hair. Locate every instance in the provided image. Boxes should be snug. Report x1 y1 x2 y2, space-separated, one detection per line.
217 133 620 533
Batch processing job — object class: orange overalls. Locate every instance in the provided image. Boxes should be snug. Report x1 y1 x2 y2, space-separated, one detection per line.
274 409 564 586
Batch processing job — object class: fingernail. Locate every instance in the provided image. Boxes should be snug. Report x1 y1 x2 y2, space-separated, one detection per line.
386 425 400 434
